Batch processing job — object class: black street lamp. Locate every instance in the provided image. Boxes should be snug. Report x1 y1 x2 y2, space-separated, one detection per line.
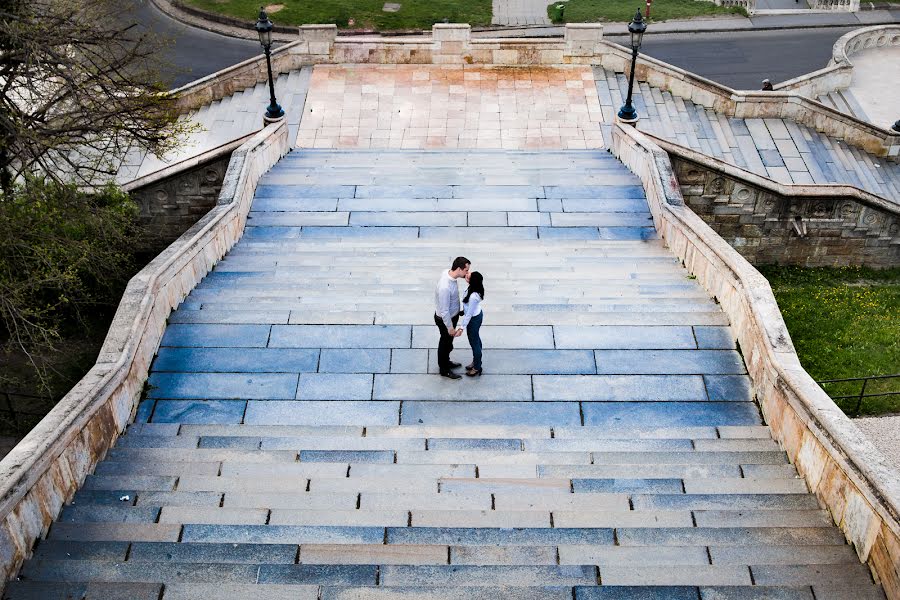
255 8 284 120
617 10 647 124
893 120 900 133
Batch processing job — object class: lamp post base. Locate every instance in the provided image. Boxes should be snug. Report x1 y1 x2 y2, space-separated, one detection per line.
617 105 639 124
265 103 285 121
263 114 285 126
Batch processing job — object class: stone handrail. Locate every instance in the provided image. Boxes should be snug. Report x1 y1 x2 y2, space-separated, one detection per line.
775 25 900 99
611 120 900 600
0 120 289 588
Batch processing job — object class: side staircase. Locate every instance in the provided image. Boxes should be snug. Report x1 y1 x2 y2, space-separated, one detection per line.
5 150 885 599
592 68 900 202
116 68 312 185
815 89 869 123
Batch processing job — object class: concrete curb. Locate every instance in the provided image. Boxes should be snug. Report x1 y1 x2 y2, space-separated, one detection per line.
149 0 899 42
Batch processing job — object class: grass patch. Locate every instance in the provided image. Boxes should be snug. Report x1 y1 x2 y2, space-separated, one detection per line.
181 0 492 30
759 266 900 416
548 0 746 24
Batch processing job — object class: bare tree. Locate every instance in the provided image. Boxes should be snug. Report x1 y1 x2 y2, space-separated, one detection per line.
0 0 190 187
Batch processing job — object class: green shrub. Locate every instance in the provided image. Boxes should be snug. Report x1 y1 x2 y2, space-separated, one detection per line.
548 2 567 23
0 178 141 390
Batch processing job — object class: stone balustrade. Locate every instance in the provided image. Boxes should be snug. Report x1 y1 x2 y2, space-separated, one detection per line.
809 0 859 10
0 120 289 587
832 24 900 65
776 25 900 100
611 120 900 600
716 0 757 14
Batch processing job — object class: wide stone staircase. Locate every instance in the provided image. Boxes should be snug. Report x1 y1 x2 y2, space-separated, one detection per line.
5 150 885 599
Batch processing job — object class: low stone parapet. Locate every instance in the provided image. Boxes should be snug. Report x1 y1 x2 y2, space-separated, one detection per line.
0 120 289 589
611 120 900 600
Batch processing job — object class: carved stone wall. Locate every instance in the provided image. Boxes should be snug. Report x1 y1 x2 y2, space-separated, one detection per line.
128 153 232 252
670 155 900 268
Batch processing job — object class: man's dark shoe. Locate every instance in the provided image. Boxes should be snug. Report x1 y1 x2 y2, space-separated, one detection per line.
448 361 462 369
440 371 462 380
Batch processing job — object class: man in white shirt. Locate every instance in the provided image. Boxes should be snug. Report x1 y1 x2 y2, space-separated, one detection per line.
434 256 470 379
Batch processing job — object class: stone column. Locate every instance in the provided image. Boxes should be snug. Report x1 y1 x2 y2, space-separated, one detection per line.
564 23 604 64
432 23 472 65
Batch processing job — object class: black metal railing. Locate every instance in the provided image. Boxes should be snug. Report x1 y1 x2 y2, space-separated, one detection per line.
816 373 900 415
0 390 56 435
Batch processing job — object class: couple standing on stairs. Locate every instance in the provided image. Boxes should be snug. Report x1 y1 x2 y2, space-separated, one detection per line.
434 256 485 380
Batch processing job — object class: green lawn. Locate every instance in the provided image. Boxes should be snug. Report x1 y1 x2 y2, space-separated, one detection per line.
759 266 900 416
548 0 746 24
181 0 492 30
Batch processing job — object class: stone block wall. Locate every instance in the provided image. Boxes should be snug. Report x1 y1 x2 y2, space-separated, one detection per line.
668 153 900 268
127 152 233 253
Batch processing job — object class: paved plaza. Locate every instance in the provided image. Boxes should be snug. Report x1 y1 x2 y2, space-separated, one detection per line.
297 65 605 150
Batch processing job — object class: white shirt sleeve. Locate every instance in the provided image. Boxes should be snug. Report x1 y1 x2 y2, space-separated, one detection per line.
459 293 481 329
435 274 455 330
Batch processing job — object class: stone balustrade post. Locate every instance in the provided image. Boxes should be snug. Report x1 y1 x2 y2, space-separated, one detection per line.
296 24 337 59
432 24 472 64
564 23 604 63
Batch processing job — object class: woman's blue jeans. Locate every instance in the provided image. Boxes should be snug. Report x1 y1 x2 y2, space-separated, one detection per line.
467 312 484 371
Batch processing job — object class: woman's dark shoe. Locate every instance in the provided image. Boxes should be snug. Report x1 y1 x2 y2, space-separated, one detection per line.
466 368 482 377
465 363 475 370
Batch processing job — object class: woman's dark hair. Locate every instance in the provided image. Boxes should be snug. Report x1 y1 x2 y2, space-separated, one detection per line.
463 271 485 304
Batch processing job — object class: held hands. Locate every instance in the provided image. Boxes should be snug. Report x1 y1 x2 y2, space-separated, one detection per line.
448 327 463 337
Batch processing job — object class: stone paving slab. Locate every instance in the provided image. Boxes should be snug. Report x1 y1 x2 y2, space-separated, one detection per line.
400 401 582 426
270 325 412 348
5 582 164 600
553 326 696 349
532 375 707 401
411 326 555 350
152 348 319 372
297 374 374 400
427 349 597 375
160 324 271 348
147 373 298 400
147 400 247 424
244 401 400 425
594 350 745 375
373 375 533 401
582 402 762 428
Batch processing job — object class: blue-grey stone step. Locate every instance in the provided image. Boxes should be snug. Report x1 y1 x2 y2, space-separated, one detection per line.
320 586 574 600
3 581 163 600
379 565 597 586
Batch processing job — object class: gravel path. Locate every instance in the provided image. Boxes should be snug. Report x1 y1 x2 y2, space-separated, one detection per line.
854 416 900 472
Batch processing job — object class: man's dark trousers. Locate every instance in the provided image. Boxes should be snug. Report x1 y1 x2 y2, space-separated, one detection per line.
434 313 459 374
